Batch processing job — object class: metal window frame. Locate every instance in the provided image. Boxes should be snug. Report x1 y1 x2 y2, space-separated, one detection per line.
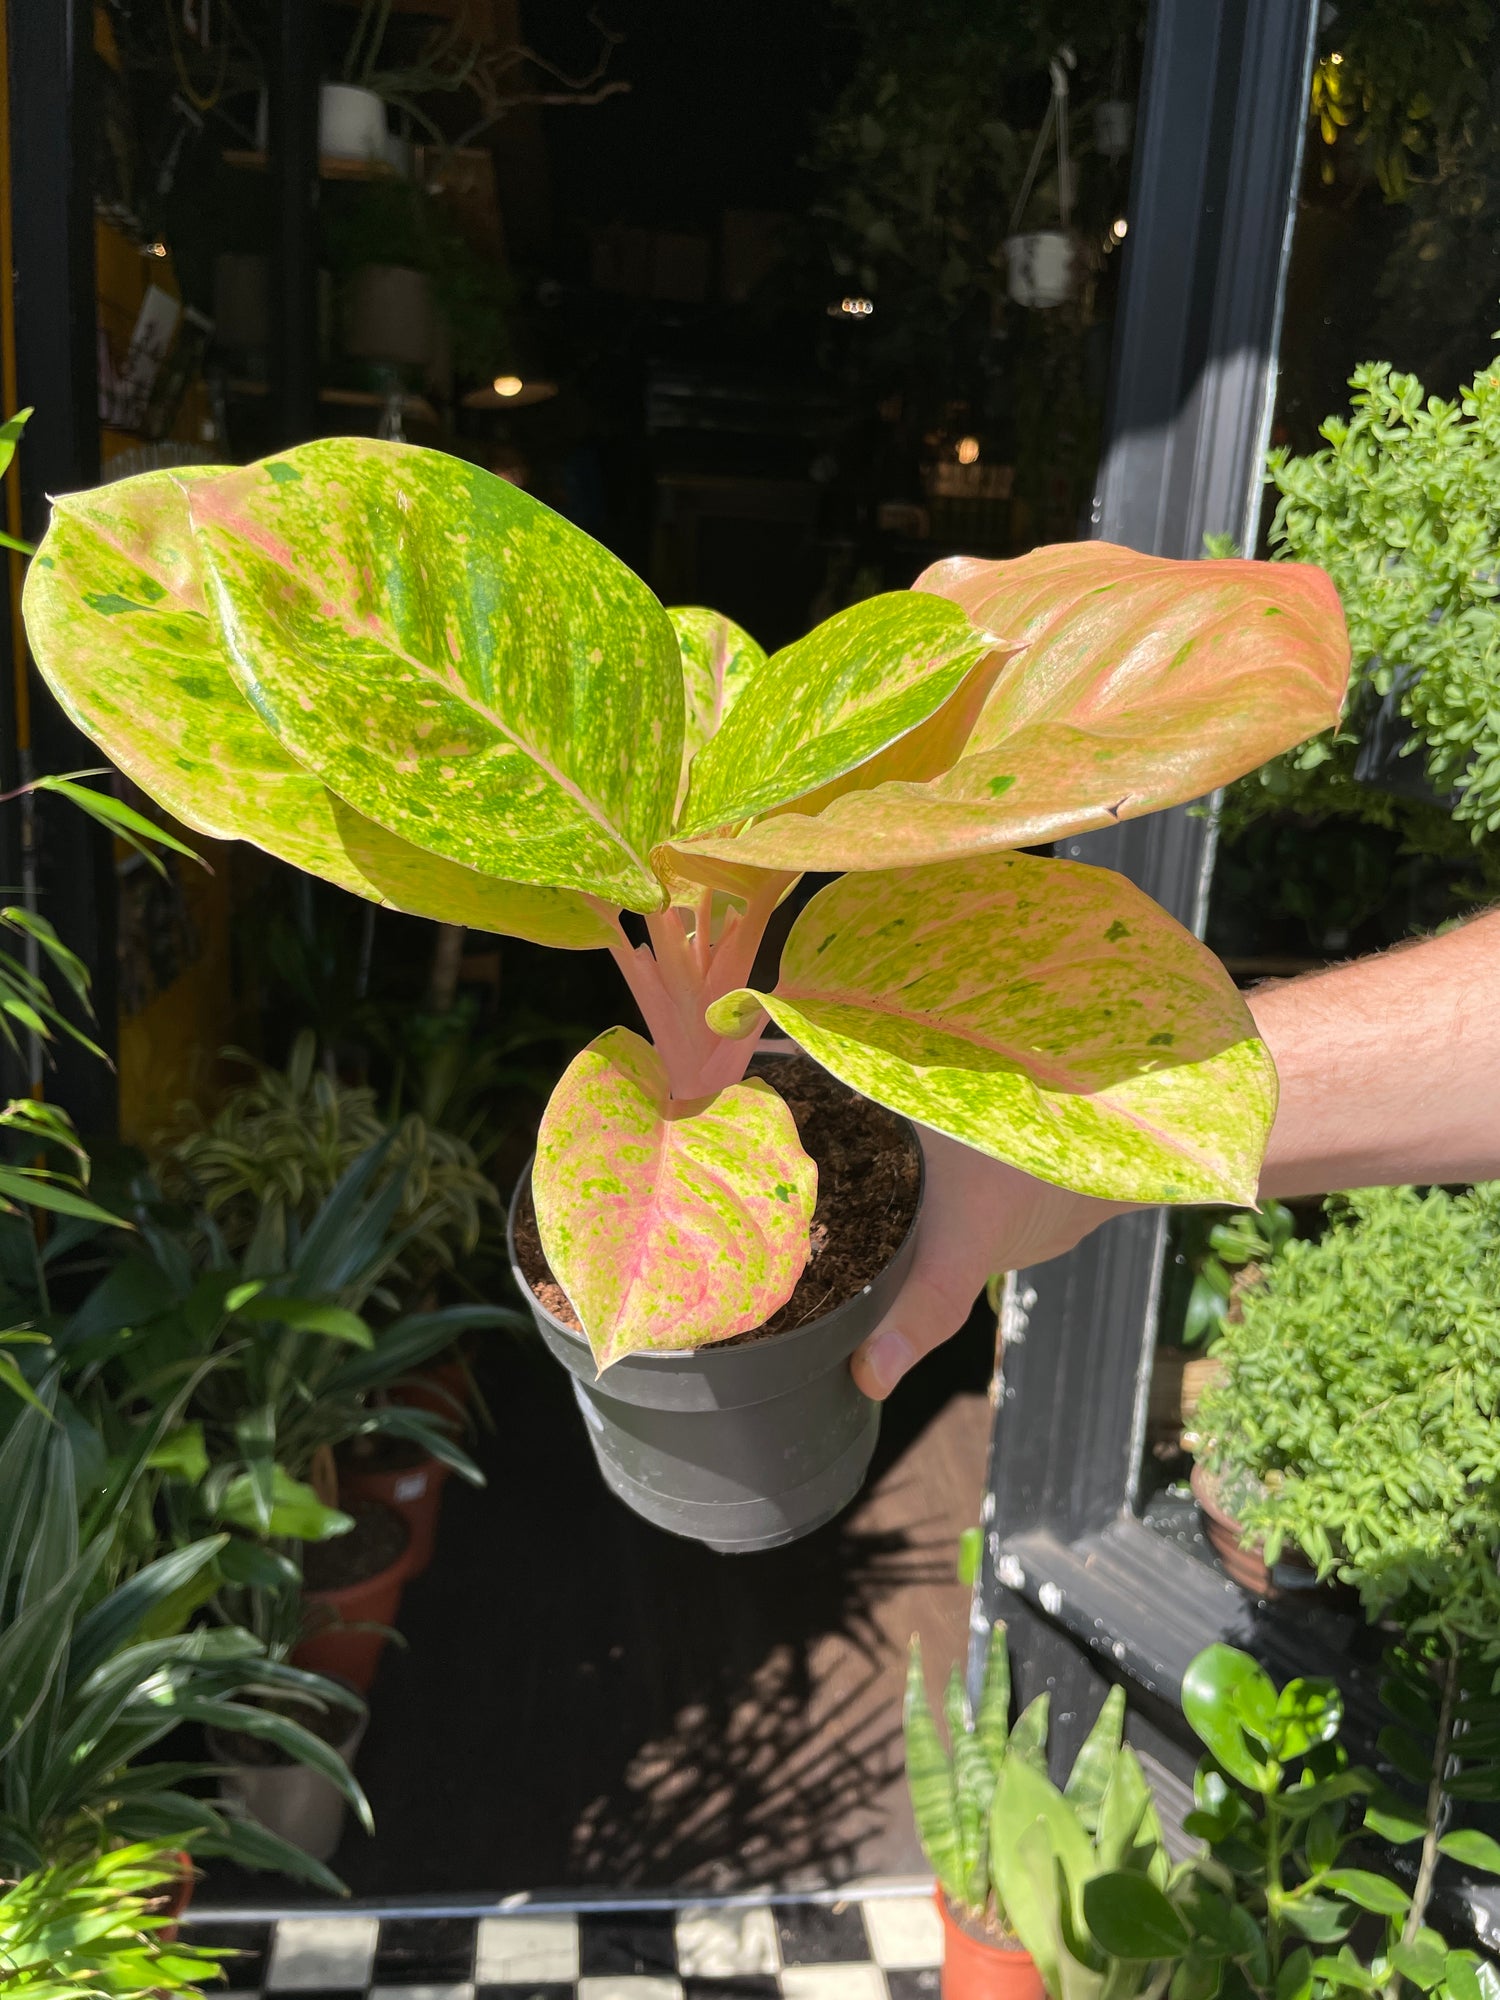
974 0 1500 1946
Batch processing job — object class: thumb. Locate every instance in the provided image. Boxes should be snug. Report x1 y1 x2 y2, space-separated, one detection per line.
851 1268 978 1401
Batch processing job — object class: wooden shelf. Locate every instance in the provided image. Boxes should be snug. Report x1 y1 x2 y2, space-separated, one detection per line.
223 148 395 182
225 378 439 425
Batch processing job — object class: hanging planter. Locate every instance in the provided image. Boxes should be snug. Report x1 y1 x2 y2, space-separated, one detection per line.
1004 51 1080 311
319 82 388 161
1093 98 1134 160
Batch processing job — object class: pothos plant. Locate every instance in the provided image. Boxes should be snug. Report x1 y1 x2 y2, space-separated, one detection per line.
22 439 1348 1367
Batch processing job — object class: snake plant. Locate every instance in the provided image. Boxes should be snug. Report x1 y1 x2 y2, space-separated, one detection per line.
24 438 1349 1364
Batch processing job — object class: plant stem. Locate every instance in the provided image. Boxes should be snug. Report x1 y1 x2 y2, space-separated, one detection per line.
1386 1641 1462 1995
1263 1785 1284 1967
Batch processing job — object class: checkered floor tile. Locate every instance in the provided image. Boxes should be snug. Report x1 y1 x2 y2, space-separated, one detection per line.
183 1892 944 1999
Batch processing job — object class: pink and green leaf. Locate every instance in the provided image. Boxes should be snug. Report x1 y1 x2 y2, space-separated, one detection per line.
22 461 621 947
187 439 681 911
531 1026 817 1366
671 542 1349 874
707 852 1275 1205
677 591 998 837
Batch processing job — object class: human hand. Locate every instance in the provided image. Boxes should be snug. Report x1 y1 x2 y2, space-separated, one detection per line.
850 1130 1136 1399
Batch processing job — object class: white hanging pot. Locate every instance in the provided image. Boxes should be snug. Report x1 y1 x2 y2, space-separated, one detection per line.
319 82 388 161
343 264 435 369
1005 230 1076 309
1094 98 1134 160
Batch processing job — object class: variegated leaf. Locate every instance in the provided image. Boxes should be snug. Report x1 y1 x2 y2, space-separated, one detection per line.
531 1026 817 1366
188 439 680 910
669 605 766 816
670 542 1349 874
706 852 1275 1205
677 591 996 837
22 468 614 950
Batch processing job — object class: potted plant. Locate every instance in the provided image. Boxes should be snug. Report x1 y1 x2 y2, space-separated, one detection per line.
904 1621 1049 1998
905 1622 1175 1999
0 1843 231 1996
0 1387 370 1894
1085 1644 1500 1999
24 438 1348 1551
1190 1183 1500 1619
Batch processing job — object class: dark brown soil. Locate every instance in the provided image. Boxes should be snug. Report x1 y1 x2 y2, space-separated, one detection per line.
511 1053 922 1347
215 1691 362 1768
303 1498 409 1592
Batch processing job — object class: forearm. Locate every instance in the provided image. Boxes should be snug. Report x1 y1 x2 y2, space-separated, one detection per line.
1249 909 1500 1199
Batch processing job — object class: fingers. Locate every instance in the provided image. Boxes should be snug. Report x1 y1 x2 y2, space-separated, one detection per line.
852 1266 979 1400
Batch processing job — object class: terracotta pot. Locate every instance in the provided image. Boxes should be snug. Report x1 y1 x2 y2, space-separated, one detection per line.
391 1354 470 1421
293 1502 411 1693
937 1890 1046 2000
152 1849 195 1941
339 1453 450 1578
1190 1461 1322 1599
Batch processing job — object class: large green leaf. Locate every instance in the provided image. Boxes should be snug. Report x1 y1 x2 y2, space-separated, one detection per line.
669 605 766 815
530 1026 817 1365
1182 1646 1277 1789
678 592 996 836
670 542 1348 874
188 439 680 909
708 852 1274 1206
23 465 615 947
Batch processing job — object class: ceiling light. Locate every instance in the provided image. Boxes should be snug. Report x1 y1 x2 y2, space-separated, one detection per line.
492 374 524 397
956 435 981 465
1111 217 1129 241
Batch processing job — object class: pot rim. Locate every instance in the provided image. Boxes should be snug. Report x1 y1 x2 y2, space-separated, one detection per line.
935 1885 1035 1958
506 1079 925 1371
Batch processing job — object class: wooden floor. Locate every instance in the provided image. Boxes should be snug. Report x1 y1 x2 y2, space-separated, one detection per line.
280 1305 995 1898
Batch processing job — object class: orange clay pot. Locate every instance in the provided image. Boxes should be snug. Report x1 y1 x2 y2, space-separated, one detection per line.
937 1890 1047 2000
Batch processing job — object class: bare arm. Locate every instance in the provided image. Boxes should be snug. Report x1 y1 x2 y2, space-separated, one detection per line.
851 909 1500 1399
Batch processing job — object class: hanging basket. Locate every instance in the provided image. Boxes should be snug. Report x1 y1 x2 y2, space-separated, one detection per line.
1004 231 1076 309
1005 51 1081 310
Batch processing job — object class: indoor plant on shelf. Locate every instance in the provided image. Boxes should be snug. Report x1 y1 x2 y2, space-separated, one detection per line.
23 437 1348 1551
905 1621 1175 2000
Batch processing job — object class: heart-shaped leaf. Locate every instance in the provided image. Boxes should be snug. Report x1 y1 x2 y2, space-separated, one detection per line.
678 591 997 836
530 1026 816 1366
1182 1646 1278 1788
186 439 681 910
670 605 766 814
24 467 615 949
671 542 1348 874
707 851 1274 1205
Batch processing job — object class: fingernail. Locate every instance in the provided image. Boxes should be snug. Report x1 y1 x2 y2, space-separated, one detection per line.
857 1327 912 1399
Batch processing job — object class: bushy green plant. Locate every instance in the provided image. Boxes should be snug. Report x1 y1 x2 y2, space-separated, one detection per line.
0 1843 228 1997
1193 1182 1500 1645
24 440 1348 1368
153 1030 500 1294
1247 355 1500 841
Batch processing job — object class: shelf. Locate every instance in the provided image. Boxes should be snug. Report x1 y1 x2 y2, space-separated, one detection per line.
224 379 439 425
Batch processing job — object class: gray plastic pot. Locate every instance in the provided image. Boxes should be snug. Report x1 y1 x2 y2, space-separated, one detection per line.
508 1139 922 1555
208 1699 366 1865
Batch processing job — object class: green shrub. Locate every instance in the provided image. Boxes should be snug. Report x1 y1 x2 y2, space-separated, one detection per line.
1194 1182 1500 1645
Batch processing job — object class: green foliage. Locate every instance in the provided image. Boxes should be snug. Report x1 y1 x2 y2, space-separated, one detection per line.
1194 1182 1500 1647
152 1031 500 1299
1088 1645 1500 2000
0 1843 229 1997
905 1624 1170 1997
1251 355 1500 842
0 1387 369 1889
1179 1200 1295 1348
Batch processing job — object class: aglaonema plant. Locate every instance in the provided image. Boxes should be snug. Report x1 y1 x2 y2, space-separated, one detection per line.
22 439 1348 1366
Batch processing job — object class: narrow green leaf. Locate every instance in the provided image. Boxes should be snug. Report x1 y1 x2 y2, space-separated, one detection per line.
974 1622 1012 1772
1320 1869 1411 1918
902 1639 967 1905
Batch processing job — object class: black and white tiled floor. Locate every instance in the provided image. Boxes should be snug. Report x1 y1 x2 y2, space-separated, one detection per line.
184 1891 943 1999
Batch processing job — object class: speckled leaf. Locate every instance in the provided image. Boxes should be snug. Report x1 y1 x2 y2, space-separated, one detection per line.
531 1026 817 1366
706 852 1275 1205
671 542 1349 874
669 605 766 816
188 438 681 910
22 468 613 950
678 591 996 837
